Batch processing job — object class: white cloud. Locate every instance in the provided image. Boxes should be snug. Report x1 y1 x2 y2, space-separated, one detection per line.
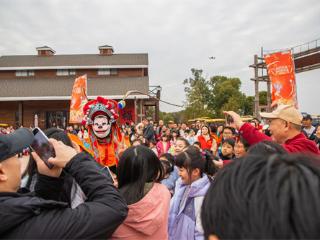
0 0 319 113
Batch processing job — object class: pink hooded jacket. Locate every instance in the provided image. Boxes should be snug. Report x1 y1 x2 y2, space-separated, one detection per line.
111 183 171 240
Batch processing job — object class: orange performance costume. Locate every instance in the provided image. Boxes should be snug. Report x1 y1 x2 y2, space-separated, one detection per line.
81 96 122 171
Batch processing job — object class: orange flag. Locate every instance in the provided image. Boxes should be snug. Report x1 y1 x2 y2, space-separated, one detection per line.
69 75 88 123
264 51 298 107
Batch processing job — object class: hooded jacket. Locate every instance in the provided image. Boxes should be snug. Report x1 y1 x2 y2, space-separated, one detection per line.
240 123 319 154
111 183 170 240
168 175 211 240
0 152 128 239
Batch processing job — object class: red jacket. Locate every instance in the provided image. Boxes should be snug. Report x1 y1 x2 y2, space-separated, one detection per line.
239 123 319 154
198 135 213 150
156 141 171 157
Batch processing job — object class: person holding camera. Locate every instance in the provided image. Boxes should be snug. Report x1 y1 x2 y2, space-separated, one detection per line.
0 128 127 238
224 105 319 154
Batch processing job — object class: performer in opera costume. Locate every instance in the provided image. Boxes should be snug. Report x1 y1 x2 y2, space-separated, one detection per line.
80 96 122 172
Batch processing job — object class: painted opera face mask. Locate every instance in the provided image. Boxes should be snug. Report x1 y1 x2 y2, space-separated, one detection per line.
92 115 111 138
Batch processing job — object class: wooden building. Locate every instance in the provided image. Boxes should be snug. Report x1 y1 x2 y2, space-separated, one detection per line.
0 45 158 128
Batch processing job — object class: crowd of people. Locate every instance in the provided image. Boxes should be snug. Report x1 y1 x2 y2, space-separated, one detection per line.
1 103 320 239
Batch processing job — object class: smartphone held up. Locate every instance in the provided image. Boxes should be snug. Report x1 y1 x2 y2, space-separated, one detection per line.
225 115 234 125
30 128 55 169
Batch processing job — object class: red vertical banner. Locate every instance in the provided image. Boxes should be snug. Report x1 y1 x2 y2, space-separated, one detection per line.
69 75 88 123
264 51 298 107
119 100 135 124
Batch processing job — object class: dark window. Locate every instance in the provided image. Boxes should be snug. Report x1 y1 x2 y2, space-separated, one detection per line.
143 68 148 76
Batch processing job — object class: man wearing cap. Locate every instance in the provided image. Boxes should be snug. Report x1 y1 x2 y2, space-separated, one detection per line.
302 114 316 140
224 105 319 154
0 128 127 238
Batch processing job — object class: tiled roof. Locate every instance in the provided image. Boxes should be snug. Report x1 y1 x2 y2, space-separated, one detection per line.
0 76 149 98
0 54 148 68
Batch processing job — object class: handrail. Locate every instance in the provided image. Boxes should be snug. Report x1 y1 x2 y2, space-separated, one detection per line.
262 38 320 55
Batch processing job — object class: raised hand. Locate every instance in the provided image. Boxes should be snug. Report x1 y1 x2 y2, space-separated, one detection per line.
223 111 244 130
47 139 77 168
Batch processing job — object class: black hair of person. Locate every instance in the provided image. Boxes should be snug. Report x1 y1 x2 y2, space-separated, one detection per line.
201 125 211 134
161 134 171 143
175 145 213 178
202 149 218 177
247 140 287 155
221 138 235 148
235 136 250 151
209 124 218 134
201 153 320 239
117 145 164 205
201 154 320 239
222 126 236 135
193 141 201 148
171 129 180 137
159 153 175 174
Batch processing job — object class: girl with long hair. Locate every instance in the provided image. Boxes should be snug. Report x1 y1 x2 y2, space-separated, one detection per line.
112 145 170 240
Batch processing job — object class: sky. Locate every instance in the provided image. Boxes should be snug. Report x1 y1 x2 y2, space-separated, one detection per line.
0 0 319 113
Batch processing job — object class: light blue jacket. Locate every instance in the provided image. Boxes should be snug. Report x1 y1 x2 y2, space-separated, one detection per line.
161 166 179 193
168 174 211 240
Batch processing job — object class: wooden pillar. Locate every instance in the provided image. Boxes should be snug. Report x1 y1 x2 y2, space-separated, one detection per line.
266 76 271 111
134 97 138 124
155 90 160 123
254 55 260 119
18 101 23 127
139 99 143 123
155 101 159 123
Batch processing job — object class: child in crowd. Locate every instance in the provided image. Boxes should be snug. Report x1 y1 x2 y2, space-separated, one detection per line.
112 145 170 240
173 137 190 156
217 126 235 156
168 146 212 240
160 153 179 194
186 129 197 145
234 136 249 159
156 134 171 157
219 138 235 160
171 130 179 145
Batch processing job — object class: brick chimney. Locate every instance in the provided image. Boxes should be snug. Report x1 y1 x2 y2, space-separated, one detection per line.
98 45 114 56
36 46 55 56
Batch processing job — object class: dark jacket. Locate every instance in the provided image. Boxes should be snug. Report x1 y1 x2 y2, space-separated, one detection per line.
0 152 128 239
239 123 319 154
143 124 155 142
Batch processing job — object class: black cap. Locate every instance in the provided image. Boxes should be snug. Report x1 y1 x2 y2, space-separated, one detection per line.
0 128 34 162
302 114 312 120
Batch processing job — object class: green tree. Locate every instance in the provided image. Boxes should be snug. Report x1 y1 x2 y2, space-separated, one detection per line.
159 111 174 124
243 91 269 116
183 69 212 119
182 70 261 120
259 91 268 106
208 76 246 117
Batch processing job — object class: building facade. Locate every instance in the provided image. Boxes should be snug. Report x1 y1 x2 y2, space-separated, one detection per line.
0 45 159 129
